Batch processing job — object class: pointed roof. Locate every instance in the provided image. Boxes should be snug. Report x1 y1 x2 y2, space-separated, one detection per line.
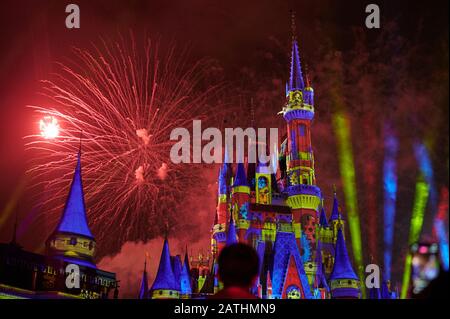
381 281 391 299
138 259 148 299
330 228 358 280
218 166 228 195
55 151 94 238
150 238 179 291
184 247 191 275
287 11 304 91
272 231 312 298
288 40 305 91
319 207 329 227
180 255 192 295
226 214 238 246
233 162 248 187
171 255 182 290
330 191 343 221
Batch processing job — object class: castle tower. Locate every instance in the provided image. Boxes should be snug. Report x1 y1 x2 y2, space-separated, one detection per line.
329 228 360 298
330 190 345 242
226 213 238 246
279 13 321 250
180 255 192 298
138 258 148 299
46 151 96 267
149 238 180 299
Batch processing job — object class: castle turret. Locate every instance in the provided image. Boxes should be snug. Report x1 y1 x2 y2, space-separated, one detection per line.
46 151 96 267
150 238 180 299
279 13 321 251
319 206 329 228
226 214 238 246
180 254 192 298
330 190 345 242
138 258 148 299
329 229 360 299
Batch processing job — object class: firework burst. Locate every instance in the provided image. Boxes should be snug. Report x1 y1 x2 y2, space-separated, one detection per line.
25 34 224 256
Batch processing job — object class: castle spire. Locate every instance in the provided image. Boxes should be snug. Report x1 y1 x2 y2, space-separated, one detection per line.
46 149 97 268
288 10 305 92
180 250 192 298
54 151 94 238
150 237 180 298
138 256 148 299
330 229 358 280
184 246 191 274
329 228 360 298
330 188 342 221
233 162 249 187
226 213 238 246
319 206 329 227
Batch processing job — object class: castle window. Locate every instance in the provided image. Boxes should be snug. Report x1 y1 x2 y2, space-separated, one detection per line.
70 237 77 245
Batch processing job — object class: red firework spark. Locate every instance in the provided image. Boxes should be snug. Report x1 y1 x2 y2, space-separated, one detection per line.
24 34 223 256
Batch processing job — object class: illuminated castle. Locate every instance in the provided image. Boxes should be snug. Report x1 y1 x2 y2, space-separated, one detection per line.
147 18 366 299
0 150 118 299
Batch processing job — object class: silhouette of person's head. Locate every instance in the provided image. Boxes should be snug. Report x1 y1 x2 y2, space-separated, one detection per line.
218 243 259 288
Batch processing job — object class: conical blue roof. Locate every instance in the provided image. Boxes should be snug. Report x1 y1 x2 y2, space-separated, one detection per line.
330 192 342 221
381 281 391 299
288 40 305 92
218 145 233 195
138 260 148 299
330 228 358 280
151 238 179 291
226 214 238 246
171 255 182 292
218 166 228 195
180 256 192 295
233 162 248 187
55 151 94 238
319 207 329 227
183 249 191 274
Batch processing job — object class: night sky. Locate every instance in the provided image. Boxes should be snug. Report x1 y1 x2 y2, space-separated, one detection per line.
0 0 448 297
